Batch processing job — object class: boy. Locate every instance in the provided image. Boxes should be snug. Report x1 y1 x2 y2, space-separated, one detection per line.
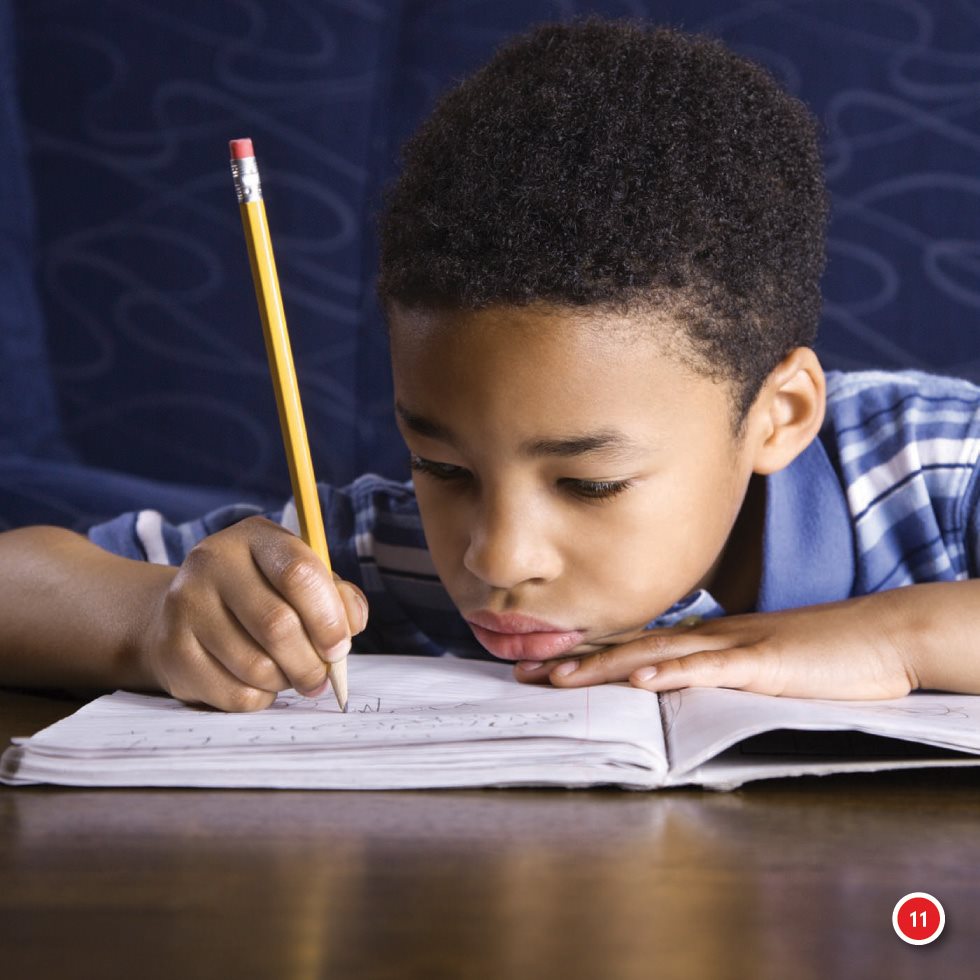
1 20 979 712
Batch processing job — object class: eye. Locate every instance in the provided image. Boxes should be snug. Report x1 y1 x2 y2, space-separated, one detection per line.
409 454 471 482
561 478 634 502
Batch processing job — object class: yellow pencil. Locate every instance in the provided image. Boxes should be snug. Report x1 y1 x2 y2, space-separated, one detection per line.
229 137 349 712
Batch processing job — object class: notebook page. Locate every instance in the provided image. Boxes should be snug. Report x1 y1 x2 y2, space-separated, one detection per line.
663 686 980 779
2 655 668 788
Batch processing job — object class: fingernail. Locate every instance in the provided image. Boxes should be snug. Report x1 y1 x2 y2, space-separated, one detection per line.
634 666 658 682
517 661 545 672
339 586 368 634
354 590 369 632
552 660 579 677
323 636 351 663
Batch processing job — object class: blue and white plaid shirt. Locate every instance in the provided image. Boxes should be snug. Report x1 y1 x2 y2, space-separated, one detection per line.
89 370 980 659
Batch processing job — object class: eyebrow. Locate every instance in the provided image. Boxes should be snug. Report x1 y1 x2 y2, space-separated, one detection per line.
396 403 643 459
522 433 639 458
396 404 454 442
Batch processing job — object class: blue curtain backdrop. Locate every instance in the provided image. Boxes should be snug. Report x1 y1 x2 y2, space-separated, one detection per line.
4 0 979 525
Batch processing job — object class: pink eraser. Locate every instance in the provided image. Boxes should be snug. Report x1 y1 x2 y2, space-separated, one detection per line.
229 138 255 160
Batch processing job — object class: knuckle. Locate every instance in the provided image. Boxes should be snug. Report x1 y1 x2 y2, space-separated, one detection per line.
295 664 328 693
695 649 729 674
241 514 276 532
166 677 194 705
256 602 302 647
182 540 219 577
242 652 282 691
235 515 281 543
311 590 345 634
314 596 344 633
640 632 674 659
279 555 321 593
226 685 273 713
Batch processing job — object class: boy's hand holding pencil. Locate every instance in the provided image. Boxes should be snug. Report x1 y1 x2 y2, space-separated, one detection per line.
137 516 367 712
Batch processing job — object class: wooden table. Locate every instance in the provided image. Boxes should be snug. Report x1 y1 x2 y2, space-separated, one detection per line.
2 688 978 979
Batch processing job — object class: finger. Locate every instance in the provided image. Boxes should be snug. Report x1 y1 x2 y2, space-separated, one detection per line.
223 574 335 696
629 647 761 693
543 631 737 687
247 525 352 662
164 634 278 713
193 598 313 695
513 661 557 685
334 575 369 636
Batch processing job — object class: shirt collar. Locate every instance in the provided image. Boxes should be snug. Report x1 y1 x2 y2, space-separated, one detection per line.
755 435 856 611
644 435 856 630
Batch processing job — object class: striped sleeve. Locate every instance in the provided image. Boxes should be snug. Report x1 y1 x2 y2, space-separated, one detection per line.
86 474 481 659
823 371 980 593
87 501 270 564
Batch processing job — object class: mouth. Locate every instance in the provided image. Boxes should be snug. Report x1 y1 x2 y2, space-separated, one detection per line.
465 610 586 661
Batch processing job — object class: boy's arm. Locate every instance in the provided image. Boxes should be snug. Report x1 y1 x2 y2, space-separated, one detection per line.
0 526 174 691
0 521 367 710
515 580 980 698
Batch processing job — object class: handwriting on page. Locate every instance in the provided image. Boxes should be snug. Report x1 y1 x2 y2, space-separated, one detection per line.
95 691 579 750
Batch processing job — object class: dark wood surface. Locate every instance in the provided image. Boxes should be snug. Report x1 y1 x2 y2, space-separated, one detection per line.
2 687 979 980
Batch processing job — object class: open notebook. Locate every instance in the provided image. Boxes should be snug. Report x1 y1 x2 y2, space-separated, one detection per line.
3 655 980 790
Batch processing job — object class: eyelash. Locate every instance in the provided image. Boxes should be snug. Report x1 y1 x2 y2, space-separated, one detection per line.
408 455 634 502
409 455 468 482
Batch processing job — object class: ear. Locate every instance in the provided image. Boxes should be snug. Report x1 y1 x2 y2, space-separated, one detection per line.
746 347 826 476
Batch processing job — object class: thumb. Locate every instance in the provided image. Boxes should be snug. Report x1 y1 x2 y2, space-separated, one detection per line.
333 575 369 635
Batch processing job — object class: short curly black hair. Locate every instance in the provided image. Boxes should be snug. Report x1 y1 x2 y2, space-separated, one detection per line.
377 19 828 424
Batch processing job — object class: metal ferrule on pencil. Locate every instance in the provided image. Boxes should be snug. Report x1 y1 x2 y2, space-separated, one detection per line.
230 155 262 204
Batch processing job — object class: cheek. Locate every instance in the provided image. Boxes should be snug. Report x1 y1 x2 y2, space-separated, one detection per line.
592 479 734 584
414 483 469 568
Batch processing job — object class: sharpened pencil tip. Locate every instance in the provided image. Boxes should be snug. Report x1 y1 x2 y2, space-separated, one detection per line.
342 700 349 714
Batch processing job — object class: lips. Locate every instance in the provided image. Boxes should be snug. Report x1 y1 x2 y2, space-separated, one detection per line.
465 610 586 661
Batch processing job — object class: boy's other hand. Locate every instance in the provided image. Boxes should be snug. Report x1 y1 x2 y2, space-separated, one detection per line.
139 516 368 711
514 590 930 700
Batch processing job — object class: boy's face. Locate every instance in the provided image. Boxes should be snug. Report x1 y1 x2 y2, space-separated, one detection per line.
389 304 763 662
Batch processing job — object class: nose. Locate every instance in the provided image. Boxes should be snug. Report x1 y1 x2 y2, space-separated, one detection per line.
462 491 562 590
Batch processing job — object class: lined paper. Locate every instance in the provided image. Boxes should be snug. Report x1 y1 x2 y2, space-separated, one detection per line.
1 655 667 789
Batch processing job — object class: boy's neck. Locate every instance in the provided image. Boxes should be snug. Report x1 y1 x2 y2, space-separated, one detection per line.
706 473 766 615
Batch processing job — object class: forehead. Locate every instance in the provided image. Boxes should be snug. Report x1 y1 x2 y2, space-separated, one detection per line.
387 304 735 445
389 303 668 372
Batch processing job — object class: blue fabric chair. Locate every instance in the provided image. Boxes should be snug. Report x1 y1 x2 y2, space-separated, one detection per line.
3 0 979 530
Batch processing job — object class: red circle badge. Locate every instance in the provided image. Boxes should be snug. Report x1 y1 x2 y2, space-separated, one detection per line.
892 893 945 945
